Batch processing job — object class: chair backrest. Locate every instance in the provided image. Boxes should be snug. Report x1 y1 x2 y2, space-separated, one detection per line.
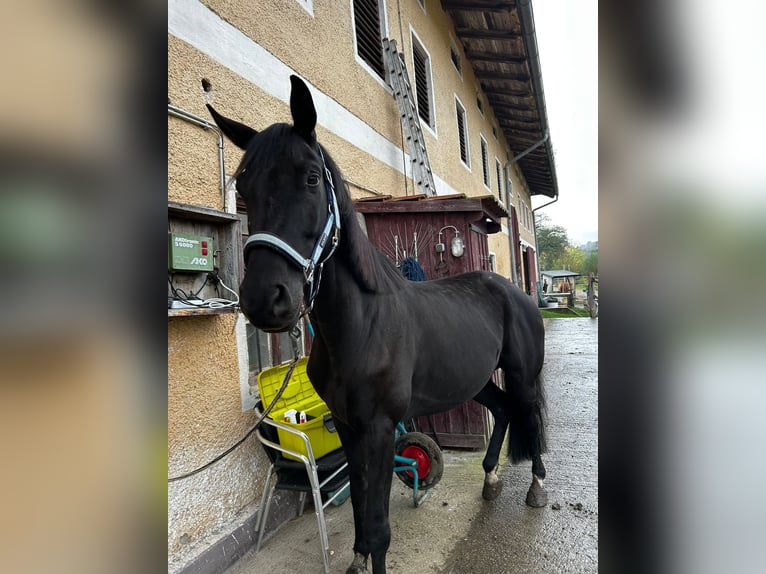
254 400 288 465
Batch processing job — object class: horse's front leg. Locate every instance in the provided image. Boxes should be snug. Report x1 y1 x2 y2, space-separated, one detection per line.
336 417 396 574
335 419 371 573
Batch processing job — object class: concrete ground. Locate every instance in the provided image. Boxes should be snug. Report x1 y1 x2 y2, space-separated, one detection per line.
225 317 598 573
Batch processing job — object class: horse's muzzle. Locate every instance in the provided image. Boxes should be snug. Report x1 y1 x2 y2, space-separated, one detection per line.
239 272 303 333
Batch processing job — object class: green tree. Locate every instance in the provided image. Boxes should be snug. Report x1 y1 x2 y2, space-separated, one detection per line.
535 213 568 271
582 250 598 275
558 245 586 273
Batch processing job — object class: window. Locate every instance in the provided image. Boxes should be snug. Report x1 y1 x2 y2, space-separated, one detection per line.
416 0 425 11
455 98 469 167
492 124 497 141
411 32 435 130
476 95 484 116
238 207 306 390
480 136 490 189
353 0 386 79
450 39 462 76
495 159 503 203
506 173 513 203
294 0 313 16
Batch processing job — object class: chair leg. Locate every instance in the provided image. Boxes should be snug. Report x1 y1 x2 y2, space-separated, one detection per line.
297 491 307 517
306 467 331 574
255 465 276 553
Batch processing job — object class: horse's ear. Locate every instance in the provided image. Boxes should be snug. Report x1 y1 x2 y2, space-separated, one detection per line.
289 75 317 142
206 104 258 150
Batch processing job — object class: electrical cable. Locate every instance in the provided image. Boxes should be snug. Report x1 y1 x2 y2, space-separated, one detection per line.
168 271 240 309
168 327 303 482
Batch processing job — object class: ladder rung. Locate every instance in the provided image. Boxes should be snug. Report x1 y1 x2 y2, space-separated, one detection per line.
382 38 436 196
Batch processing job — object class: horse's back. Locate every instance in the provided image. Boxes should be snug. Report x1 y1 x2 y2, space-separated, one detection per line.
399 271 543 416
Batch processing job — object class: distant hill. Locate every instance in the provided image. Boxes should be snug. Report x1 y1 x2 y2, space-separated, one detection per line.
579 240 599 253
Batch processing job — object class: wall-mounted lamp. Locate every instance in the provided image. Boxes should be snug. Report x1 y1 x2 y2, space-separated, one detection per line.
437 225 465 258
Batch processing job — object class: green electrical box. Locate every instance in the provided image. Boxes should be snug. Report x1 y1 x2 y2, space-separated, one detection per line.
168 232 214 272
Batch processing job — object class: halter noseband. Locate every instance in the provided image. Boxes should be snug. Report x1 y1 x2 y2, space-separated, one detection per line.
242 146 341 313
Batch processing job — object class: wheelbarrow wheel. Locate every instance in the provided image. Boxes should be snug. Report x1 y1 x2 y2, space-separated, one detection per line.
394 431 444 490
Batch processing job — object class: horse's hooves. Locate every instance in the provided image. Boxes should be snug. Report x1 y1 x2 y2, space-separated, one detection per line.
346 553 369 573
482 479 503 500
525 478 548 508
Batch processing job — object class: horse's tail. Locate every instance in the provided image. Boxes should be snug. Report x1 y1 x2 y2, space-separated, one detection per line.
506 370 547 464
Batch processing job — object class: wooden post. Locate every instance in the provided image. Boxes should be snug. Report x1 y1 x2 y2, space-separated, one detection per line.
587 273 598 318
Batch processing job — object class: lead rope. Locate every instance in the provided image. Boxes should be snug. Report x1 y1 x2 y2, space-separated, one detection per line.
168 325 304 482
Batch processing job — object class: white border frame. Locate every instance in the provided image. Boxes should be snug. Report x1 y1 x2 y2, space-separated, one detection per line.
350 0 391 91
454 95 471 170
480 134 491 191
410 25 438 138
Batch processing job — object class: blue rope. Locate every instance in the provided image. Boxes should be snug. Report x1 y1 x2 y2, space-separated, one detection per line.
399 256 426 282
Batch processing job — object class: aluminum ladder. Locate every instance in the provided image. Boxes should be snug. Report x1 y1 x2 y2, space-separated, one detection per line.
382 38 437 197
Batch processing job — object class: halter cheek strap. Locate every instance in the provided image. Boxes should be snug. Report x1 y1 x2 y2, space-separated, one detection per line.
242 146 341 312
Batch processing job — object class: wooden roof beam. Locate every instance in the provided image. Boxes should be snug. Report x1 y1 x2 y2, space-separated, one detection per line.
443 2 516 13
498 124 542 134
494 113 539 123
464 50 526 64
474 70 532 83
455 28 521 40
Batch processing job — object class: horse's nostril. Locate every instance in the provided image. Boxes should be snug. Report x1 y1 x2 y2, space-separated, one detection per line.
271 284 292 317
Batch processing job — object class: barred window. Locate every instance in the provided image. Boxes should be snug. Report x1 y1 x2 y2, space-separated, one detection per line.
481 136 490 189
496 158 503 203
456 98 469 166
411 33 434 129
353 0 385 79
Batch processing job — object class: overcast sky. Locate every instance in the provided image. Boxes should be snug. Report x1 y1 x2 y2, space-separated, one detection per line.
530 0 598 246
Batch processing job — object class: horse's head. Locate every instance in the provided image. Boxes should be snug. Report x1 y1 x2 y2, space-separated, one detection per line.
208 76 340 332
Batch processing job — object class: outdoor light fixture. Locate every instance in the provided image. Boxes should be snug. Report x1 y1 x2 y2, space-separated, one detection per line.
451 235 465 257
437 225 464 258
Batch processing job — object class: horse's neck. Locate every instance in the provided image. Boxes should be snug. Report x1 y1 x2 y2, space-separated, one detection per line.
310 208 398 341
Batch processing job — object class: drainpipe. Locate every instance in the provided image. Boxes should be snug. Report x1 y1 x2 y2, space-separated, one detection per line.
532 189 559 295
504 131 549 287
168 103 227 211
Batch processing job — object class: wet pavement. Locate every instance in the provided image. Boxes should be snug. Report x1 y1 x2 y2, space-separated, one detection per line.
224 317 598 573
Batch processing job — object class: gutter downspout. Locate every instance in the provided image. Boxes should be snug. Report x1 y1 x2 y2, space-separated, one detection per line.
168 104 228 212
532 189 559 296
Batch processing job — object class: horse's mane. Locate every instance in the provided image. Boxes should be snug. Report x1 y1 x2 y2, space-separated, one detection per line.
321 146 407 293
234 123 405 293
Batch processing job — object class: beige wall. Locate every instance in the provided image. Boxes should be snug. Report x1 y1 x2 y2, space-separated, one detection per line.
168 0 542 569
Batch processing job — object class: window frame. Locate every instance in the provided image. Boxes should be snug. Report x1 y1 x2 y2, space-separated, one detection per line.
455 96 470 169
449 36 462 78
480 135 490 191
495 158 503 204
410 27 437 136
351 0 389 87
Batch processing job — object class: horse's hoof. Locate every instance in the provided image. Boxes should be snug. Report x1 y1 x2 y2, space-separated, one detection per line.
482 479 503 500
525 477 548 508
346 553 368 573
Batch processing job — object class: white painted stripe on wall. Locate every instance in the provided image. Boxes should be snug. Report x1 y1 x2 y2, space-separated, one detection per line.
169 0 461 197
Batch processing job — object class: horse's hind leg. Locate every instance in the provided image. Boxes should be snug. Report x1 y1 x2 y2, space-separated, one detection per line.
473 380 511 500
526 453 548 507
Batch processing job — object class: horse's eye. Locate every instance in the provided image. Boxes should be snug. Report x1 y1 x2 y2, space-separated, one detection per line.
307 172 321 187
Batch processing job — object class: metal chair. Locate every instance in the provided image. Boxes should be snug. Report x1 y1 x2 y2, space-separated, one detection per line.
253 401 349 574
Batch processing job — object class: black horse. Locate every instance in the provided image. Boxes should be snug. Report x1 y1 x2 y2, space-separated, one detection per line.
208 76 548 574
